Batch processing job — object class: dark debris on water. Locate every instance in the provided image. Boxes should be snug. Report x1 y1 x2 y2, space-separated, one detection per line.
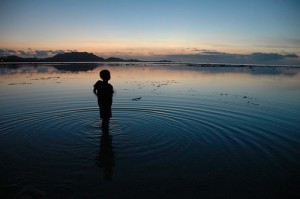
219 93 259 105
132 97 142 101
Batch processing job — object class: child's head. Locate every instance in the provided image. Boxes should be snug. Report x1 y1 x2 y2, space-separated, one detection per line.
100 70 111 81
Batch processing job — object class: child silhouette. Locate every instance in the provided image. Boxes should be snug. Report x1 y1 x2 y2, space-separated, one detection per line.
93 70 114 128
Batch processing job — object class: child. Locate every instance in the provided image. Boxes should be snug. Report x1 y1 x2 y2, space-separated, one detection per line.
93 70 114 129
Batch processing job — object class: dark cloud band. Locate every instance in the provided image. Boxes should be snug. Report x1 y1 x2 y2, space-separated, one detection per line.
166 51 299 64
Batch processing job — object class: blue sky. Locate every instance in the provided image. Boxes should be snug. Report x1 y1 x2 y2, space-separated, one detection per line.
0 0 299 64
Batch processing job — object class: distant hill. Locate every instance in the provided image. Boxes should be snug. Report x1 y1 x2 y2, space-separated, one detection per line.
106 57 126 62
1 52 141 62
45 52 105 62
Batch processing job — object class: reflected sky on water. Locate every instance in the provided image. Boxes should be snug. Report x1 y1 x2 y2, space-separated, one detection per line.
0 63 299 198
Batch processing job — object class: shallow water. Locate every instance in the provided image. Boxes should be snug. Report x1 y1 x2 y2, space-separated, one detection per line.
0 63 299 198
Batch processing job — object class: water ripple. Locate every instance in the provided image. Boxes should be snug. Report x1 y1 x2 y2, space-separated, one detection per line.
1 93 299 169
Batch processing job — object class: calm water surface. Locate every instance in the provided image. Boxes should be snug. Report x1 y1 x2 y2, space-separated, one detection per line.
0 63 299 198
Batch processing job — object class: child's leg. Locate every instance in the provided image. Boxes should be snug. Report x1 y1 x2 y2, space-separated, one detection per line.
102 118 110 132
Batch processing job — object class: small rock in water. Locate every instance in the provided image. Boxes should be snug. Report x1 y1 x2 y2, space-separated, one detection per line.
132 97 142 101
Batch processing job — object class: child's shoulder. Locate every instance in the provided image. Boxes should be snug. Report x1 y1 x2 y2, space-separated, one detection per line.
108 83 113 89
94 80 102 87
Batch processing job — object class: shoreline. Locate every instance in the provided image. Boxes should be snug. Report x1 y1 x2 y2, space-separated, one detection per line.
1 61 299 68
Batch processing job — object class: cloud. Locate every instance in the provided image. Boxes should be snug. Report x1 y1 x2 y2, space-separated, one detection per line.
249 53 285 61
35 50 51 57
284 54 299 58
190 49 226 54
201 51 227 55
34 50 69 57
0 48 77 58
163 51 299 65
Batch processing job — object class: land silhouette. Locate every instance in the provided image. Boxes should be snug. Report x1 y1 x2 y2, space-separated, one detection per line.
1 52 141 62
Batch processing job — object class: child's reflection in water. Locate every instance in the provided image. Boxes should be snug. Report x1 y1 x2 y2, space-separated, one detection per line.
96 119 115 180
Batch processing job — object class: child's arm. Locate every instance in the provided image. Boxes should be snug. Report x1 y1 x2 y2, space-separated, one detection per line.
93 85 97 96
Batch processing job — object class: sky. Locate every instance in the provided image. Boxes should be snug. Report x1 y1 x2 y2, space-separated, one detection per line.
1 0 300 64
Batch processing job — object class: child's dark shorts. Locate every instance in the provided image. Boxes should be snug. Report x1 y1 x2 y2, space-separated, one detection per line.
100 107 112 119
